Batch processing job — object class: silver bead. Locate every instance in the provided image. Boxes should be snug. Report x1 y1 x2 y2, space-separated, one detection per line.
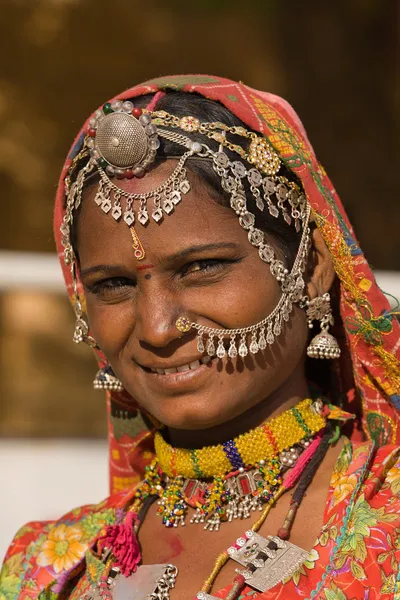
122 101 133 112
149 137 160 150
133 166 145 177
111 100 123 111
139 113 152 126
190 141 202 153
145 124 157 136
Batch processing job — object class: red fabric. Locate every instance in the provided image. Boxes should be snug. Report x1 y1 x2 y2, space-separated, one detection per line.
3 440 400 600
53 74 400 496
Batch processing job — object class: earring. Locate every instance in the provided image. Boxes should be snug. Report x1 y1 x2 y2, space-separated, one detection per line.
93 365 124 391
304 292 341 359
71 260 98 348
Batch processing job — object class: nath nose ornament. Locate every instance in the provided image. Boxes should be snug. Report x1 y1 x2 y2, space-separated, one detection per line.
175 316 192 333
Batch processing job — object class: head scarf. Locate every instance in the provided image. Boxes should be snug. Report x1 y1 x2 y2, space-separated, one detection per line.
54 75 400 496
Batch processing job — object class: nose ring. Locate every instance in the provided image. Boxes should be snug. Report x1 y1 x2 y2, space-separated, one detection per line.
175 316 192 333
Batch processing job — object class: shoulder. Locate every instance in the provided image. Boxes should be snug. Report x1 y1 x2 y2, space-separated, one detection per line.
314 440 400 596
328 438 400 507
0 491 127 600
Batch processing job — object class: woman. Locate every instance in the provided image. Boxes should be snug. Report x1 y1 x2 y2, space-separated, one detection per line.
2 74 400 600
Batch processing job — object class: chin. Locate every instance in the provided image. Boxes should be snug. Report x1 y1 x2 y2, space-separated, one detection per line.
146 397 233 432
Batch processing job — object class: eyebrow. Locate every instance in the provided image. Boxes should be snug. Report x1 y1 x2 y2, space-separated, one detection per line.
80 242 241 278
166 242 241 262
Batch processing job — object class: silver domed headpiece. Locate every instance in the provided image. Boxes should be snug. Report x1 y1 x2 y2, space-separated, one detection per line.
87 102 160 178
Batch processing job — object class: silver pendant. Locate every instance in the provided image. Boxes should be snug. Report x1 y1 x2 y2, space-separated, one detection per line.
84 564 178 600
228 531 308 592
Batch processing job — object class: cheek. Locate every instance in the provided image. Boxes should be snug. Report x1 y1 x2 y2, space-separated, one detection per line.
183 266 281 328
85 298 134 355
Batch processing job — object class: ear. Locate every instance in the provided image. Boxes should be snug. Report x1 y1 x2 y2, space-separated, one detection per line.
305 225 336 300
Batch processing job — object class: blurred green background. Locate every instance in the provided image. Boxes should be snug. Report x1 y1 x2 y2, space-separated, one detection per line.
0 0 398 437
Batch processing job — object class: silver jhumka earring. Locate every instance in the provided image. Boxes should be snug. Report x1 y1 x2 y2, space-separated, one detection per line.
93 365 124 392
61 98 314 358
304 292 341 359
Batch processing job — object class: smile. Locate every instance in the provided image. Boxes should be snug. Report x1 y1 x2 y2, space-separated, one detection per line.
149 356 212 375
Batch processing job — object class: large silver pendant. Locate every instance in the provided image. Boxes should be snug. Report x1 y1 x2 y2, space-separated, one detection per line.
228 531 308 592
85 564 178 600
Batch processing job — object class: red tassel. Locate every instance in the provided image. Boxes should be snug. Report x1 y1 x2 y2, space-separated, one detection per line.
100 512 141 577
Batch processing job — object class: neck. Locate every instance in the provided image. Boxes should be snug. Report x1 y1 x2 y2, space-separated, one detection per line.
166 367 310 449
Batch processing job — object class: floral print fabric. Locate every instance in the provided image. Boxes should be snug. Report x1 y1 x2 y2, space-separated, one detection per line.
2 439 400 600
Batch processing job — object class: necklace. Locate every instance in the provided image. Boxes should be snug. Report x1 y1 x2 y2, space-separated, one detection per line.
133 398 326 531
90 417 340 600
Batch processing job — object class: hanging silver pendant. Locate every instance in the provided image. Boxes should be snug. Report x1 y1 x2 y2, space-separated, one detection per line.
85 564 178 600
228 531 308 592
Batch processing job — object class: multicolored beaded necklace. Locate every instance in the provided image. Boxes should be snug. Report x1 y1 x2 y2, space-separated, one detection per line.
132 398 326 532
91 400 353 600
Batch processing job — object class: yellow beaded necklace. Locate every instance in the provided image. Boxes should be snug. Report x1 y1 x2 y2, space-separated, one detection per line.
155 398 325 478
133 398 326 532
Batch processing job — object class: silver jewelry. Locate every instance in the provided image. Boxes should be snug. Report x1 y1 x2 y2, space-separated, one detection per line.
93 365 124 392
228 530 308 592
304 292 341 359
84 563 178 600
63 103 312 356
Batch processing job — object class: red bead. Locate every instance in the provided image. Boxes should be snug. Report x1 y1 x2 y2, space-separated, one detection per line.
88 128 96 137
125 169 134 179
183 479 197 499
132 107 142 118
233 573 246 587
237 474 251 495
277 527 289 540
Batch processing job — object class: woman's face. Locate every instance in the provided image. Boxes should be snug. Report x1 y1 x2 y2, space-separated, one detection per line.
76 162 309 431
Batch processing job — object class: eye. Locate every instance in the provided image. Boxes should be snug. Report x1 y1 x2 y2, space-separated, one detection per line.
87 276 136 297
182 259 226 276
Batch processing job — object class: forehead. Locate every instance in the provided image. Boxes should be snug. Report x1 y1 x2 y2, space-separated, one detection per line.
75 161 246 263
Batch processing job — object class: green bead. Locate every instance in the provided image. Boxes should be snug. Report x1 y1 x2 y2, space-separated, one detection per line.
103 102 113 114
98 157 107 169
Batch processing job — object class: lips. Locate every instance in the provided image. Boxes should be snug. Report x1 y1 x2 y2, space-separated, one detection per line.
149 355 211 375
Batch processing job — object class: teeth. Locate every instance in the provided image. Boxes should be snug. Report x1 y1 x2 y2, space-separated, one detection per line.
201 356 212 364
150 356 213 375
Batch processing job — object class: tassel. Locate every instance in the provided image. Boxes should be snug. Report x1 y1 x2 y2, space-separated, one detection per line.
100 512 141 577
98 574 113 600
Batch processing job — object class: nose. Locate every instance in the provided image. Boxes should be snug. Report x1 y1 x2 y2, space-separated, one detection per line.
134 285 184 349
